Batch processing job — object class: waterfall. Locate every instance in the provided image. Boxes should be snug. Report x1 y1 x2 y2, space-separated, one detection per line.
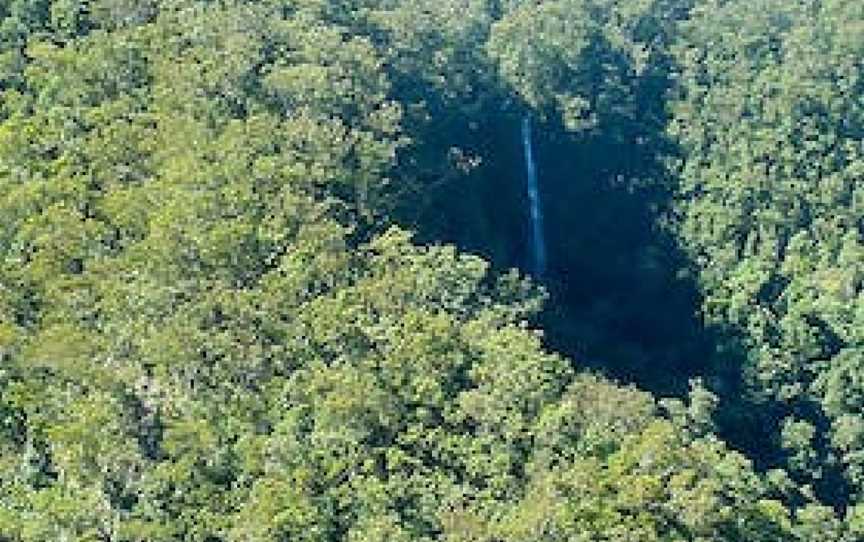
521 115 547 277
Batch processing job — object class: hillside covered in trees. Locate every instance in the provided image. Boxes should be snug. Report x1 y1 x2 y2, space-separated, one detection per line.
2 0 864 540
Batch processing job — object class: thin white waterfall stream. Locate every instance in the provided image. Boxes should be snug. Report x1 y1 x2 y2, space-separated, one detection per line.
522 115 547 277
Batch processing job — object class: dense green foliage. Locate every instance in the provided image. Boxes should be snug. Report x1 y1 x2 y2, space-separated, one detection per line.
2 0 864 540
670 0 864 507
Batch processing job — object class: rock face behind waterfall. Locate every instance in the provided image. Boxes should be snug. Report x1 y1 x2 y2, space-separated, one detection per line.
522 115 547 277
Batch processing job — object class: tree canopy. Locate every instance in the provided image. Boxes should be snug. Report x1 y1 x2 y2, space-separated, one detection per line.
2 0 864 540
